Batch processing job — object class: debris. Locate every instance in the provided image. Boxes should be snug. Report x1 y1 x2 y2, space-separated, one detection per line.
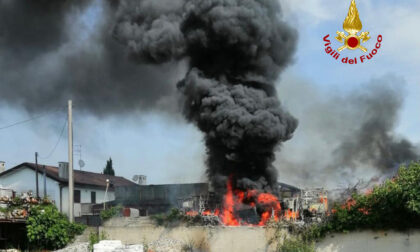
54 242 89 252
93 240 144 252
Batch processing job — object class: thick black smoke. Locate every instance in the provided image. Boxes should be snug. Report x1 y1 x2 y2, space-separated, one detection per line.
276 76 419 188
0 0 183 116
0 0 296 192
113 0 298 193
329 83 418 172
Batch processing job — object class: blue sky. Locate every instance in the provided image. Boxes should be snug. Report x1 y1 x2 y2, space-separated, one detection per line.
0 0 419 187
281 0 420 139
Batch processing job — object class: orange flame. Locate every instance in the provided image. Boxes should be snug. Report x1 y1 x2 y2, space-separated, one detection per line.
220 178 240 226
201 210 212 216
358 207 369 215
283 209 299 221
218 176 283 226
186 210 198 216
330 197 370 216
320 196 328 211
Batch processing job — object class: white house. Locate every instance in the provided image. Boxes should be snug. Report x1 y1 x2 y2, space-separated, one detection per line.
0 162 136 217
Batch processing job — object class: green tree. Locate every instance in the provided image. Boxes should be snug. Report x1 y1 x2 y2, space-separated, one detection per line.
103 158 115 176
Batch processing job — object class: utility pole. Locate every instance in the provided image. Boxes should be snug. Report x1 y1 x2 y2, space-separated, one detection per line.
68 100 74 222
35 152 39 199
43 165 47 198
103 179 110 210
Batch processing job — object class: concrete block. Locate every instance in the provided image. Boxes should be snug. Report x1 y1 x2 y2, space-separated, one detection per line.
93 240 143 252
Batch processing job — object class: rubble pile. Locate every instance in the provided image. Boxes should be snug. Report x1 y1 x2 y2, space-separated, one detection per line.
94 240 144 252
54 242 90 252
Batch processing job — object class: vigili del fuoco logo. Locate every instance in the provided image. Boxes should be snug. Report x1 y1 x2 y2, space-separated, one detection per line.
323 0 382 64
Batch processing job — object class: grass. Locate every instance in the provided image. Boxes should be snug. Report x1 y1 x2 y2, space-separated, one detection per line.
277 238 315 252
181 231 209 252
88 230 108 252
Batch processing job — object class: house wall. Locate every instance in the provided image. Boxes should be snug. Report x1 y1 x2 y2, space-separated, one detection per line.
0 166 115 217
0 167 60 209
61 186 115 217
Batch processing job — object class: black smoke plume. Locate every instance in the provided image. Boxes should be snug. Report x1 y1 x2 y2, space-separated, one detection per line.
113 0 298 193
0 0 184 115
276 76 419 188
329 82 418 172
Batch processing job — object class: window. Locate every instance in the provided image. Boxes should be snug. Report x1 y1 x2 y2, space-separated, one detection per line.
91 191 96 204
74 190 81 203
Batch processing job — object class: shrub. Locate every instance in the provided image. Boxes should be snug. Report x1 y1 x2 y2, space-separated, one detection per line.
275 162 420 250
26 204 86 250
151 208 184 226
277 238 315 252
181 231 209 252
328 161 420 231
150 208 206 227
100 205 122 221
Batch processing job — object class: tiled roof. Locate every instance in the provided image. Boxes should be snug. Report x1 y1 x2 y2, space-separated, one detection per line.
0 162 137 189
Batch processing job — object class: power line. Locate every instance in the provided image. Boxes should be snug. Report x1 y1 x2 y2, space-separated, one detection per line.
0 107 65 130
39 117 68 160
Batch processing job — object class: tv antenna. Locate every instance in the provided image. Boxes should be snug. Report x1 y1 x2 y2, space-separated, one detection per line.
132 175 139 183
74 144 85 170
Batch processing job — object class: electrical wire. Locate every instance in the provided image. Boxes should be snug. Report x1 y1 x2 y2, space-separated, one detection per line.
0 107 65 130
39 118 68 160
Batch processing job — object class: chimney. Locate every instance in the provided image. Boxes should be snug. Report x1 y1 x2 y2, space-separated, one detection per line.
132 175 147 185
58 162 69 179
0 161 5 173
138 175 147 185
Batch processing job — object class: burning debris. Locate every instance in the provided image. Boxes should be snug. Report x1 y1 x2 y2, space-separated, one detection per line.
172 183 329 226
114 0 297 226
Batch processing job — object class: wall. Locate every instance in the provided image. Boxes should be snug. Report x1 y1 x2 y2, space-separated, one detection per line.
99 217 420 252
115 183 209 214
61 187 115 217
0 167 60 208
100 217 284 251
316 230 420 252
0 166 115 217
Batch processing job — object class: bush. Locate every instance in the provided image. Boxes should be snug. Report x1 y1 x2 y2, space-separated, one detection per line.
277 239 315 252
26 204 86 250
275 162 420 250
328 161 420 231
100 205 122 221
151 208 183 226
150 208 206 227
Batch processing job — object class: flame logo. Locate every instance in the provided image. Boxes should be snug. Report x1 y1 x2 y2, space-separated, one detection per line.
343 0 362 35
335 0 370 52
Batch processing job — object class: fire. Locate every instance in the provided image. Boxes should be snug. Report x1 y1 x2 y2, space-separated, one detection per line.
220 177 240 226
358 207 369 215
257 193 281 223
187 176 303 226
218 177 284 226
330 198 370 216
283 209 299 221
185 210 198 216
320 196 328 211
343 198 356 210
214 208 220 216
201 210 212 216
